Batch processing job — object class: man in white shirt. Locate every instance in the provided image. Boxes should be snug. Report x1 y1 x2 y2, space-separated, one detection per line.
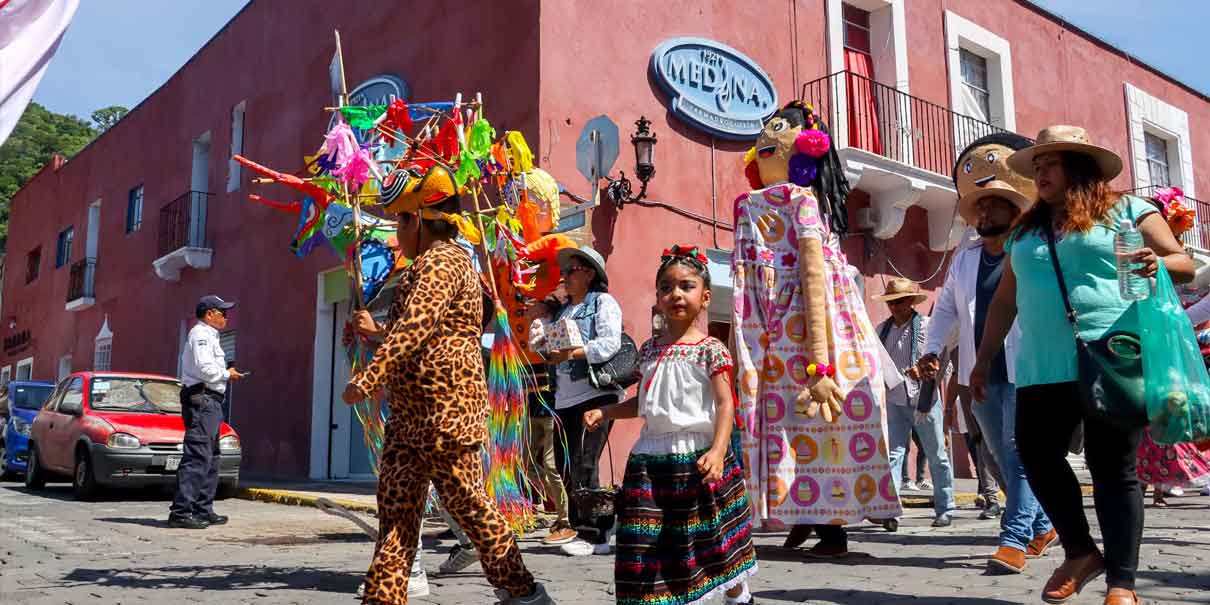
916 182 1056 574
169 295 244 529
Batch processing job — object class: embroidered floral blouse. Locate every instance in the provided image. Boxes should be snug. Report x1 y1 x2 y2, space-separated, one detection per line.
637 337 733 437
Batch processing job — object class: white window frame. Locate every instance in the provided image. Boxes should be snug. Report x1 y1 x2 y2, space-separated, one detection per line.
826 0 909 152
227 101 246 193
1143 132 1172 189
57 355 72 383
1125 83 1195 197
1 366 11 386
94 315 113 372
16 356 33 381
945 11 1016 131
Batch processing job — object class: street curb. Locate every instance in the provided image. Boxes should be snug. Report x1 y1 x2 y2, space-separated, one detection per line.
237 485 1094 514
235 487 377 515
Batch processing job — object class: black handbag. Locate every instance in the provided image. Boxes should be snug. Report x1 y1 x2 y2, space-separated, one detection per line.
1042 221 1147 429
590 333 640 389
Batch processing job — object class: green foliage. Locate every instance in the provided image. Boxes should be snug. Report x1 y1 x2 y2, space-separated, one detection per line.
91 106 129 132
0 103 97 250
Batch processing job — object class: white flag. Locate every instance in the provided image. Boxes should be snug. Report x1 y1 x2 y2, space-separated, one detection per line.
0 0 80 147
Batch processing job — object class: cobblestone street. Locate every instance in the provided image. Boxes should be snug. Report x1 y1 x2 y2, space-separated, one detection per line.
1 482 1207 604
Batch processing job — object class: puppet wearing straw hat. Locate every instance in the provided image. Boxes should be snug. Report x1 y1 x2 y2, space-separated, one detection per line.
732 100 901 557
343 162 552 604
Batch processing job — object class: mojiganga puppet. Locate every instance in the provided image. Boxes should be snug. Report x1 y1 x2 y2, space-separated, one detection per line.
731 100 900 551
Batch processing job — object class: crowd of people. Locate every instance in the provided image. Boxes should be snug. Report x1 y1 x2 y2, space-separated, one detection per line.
326 104 1209 605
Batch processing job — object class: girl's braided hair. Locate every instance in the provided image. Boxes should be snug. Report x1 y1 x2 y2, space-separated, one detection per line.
656 245 711 290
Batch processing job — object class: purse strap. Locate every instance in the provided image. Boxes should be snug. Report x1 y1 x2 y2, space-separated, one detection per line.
579 424 617 489
1041 220 1084 344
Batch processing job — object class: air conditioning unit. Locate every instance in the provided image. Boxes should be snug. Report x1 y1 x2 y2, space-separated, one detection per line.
853 207 877 232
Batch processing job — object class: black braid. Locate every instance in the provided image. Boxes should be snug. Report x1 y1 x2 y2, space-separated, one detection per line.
775 101 851 236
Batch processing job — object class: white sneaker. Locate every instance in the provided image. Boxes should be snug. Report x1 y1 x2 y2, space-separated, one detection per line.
1201 485 1210 496
560 538 595 557
902 480 918 491
920 479 934 491
592 542 614 555
1166 486 1186 497
409 561 431 597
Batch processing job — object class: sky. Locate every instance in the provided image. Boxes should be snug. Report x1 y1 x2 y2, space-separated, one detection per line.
30 0 1210 123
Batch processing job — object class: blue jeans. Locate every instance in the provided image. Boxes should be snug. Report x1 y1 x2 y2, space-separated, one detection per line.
971 382 1053 550
888 401 956 517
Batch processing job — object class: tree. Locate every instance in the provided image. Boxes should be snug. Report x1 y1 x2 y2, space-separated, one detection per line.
90 105 129 132
0 103 97 250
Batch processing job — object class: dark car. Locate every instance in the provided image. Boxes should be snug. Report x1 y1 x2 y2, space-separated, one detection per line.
1 380 56 479
24 372 241 500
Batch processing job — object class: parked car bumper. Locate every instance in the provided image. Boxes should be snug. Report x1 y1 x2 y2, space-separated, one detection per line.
87 442 240 487
3 429 31 473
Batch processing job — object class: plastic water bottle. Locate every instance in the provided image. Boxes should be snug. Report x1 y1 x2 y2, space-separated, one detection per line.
1115 219 1149 301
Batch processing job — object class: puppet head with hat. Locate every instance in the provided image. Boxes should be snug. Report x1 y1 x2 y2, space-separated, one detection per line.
952 132 1036 235
743 100 852 235
379 162 480 259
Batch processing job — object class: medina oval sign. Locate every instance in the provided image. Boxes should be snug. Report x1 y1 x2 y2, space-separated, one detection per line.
650 38 778 140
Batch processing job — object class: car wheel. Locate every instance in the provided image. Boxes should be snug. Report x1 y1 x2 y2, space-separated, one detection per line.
24 444 46 489
0 442 14 482
73 450 100 501
216 477 239 500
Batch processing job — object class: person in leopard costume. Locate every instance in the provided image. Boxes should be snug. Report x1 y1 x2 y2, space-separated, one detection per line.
344 164 553 604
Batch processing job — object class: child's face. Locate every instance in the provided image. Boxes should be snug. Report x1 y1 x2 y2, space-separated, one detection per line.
656 263 710 325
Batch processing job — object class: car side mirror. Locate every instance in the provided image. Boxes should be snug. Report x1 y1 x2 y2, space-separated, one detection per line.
59 400 83 416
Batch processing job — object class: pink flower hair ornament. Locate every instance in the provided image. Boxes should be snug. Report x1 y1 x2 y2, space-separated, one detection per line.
794 129 831 158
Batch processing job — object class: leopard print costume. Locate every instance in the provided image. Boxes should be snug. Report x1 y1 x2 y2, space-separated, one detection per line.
351 240 535 603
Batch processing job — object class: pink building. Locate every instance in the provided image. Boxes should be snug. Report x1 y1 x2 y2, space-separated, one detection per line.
3 0 1207 481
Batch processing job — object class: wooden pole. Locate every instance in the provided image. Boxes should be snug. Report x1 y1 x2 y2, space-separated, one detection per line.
457 92 501 305
335 30 366 311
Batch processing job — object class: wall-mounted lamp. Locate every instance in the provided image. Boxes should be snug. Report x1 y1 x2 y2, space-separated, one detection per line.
605 116 658 208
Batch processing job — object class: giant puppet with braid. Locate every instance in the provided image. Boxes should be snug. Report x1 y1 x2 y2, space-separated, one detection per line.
731 101 901 557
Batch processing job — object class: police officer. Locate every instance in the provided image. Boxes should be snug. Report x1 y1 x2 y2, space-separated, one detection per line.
169 295 244 529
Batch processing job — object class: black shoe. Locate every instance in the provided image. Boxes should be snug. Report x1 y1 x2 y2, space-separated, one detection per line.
202 512 229 525
978 503 1003 520
168 515 209 529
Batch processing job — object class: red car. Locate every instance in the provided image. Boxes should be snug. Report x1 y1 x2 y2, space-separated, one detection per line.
24 372 241 500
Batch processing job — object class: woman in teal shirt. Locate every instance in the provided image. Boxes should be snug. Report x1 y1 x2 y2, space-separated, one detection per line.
971 126 1193 605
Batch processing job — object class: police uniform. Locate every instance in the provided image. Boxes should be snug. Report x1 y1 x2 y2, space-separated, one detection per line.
169 295 234 524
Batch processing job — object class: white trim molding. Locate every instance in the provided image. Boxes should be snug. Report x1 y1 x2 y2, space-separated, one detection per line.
15 356 34 381
1124 83 1195 198
944 11 1016 131
827 0 908 91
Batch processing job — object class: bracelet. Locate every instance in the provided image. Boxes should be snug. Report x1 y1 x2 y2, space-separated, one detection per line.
806 362 836 378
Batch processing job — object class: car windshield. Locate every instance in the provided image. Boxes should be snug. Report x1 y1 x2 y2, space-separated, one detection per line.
90 378 182 414
11 385 53 410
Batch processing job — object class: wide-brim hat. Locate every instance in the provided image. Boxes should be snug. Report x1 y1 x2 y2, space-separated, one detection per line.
874 277 926 304
957 180 1033 225
557 246 609 287
1007 125 1122 180
382 163 459 215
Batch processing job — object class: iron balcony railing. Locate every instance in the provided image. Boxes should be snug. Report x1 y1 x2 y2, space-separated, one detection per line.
66 257 96 302
158 191 212 257
1129 185 1210 251
800 70 1014 178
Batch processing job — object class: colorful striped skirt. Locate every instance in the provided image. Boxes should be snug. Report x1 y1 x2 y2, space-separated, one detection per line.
615 444 758 605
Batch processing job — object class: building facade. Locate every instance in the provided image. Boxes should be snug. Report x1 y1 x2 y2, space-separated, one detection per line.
3 0 1207 480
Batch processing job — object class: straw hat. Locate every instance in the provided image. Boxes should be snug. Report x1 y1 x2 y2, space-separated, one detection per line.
1007 125 1122 180
957 180 1033 225
875 277 926 305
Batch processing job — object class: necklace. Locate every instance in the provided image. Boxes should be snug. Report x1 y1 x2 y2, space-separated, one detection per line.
981 252 1004 267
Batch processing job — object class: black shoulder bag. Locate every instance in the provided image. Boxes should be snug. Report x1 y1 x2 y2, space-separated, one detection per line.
1042 220 1147 429
582 295 640 390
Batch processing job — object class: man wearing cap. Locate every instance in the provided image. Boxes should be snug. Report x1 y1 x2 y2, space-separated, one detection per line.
917 133 1057 573
169 295 244 529
875 278 958 527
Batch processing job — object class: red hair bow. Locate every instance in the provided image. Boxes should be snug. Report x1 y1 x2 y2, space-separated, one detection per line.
662 245 708 264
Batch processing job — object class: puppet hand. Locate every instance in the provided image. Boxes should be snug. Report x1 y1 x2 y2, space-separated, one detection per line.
795 377 845 423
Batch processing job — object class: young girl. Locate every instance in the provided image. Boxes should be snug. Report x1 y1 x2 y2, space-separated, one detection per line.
584 245 757 605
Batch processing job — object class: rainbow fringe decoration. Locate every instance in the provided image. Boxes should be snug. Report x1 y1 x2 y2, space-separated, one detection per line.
483 306 536 533
346 334 388 474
